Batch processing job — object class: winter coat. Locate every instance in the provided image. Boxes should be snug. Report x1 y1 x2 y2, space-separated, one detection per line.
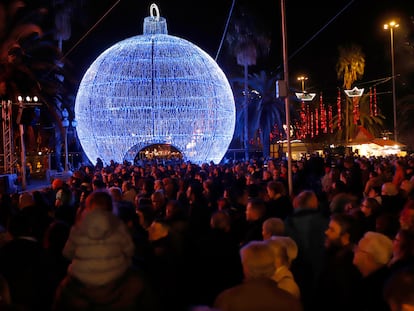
53 267 161 311
62 209 134 286
272 265 301 299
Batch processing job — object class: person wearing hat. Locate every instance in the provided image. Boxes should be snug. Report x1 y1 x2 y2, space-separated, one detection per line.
214 241 302 311
352 231 393 311
265 236 301 299
52 178 64 191
54 194 160 310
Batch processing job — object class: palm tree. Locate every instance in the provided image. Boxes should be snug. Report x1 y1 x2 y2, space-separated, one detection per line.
231 70 299 158
397 94 414 149
246 71 285 158
395 23 414 149
0 0 74 172
53 0 73 51
336 44 365 143
336 45 365 90
225 5 271 160
0 1 43 95
335 44 386 143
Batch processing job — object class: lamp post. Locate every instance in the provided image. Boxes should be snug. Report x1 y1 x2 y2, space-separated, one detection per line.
70 118 77 169
16 95 40 190
280 0 292 197
61 108 77 172
61 108 70 172
17 102 26 190
384 20 399 142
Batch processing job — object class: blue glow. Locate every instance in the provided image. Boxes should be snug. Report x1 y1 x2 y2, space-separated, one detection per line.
75 14 235 165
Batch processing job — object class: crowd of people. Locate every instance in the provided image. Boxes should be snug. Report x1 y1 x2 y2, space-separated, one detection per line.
0 153 414 311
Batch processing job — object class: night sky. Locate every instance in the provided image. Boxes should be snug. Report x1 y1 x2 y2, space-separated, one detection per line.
65 0 413 121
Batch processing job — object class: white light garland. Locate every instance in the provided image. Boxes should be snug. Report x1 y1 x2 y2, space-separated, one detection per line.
75 4 235 165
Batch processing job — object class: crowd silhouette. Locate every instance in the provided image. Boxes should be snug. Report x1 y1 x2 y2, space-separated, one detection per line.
0 153 414 311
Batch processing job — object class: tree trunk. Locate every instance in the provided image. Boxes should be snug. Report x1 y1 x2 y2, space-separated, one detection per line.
262 129 270 159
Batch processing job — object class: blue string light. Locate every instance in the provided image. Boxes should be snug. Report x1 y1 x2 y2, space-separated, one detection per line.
75 4 235 165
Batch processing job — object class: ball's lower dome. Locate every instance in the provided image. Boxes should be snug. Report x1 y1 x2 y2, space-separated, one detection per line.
74 34 235 165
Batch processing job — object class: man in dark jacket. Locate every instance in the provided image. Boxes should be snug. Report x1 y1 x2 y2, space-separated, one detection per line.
284 190 329 310
315 213 362 311
241 198 267 246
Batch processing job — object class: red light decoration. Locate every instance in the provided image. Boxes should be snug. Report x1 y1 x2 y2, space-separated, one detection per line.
328 105 333 134
315 107 319 136
310 108 314 138
307 103 311 136
320 92 327 134
344 87 364 125
353 97 359 124
300 101 307 137
337 88 342 130
369 87 373 117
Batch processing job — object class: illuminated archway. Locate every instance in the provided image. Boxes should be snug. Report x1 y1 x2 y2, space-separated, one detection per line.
131 143 183 163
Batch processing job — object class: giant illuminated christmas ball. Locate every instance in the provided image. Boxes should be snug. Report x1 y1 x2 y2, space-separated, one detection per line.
74 4 235 165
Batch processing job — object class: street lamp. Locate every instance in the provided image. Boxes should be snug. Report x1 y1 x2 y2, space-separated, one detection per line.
16 95 40 190
70 118 77 169
61 108 70 172
297 75 308 92
280 0 292 197
61 108 77 172
295 92 316 102
384 20 399 142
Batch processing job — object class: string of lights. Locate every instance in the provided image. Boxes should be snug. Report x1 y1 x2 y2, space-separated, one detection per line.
75 4 236 165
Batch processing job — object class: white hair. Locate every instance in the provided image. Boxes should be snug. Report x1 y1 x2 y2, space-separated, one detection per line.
240 241 275 279
267 236 298 266
362 231 393 265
